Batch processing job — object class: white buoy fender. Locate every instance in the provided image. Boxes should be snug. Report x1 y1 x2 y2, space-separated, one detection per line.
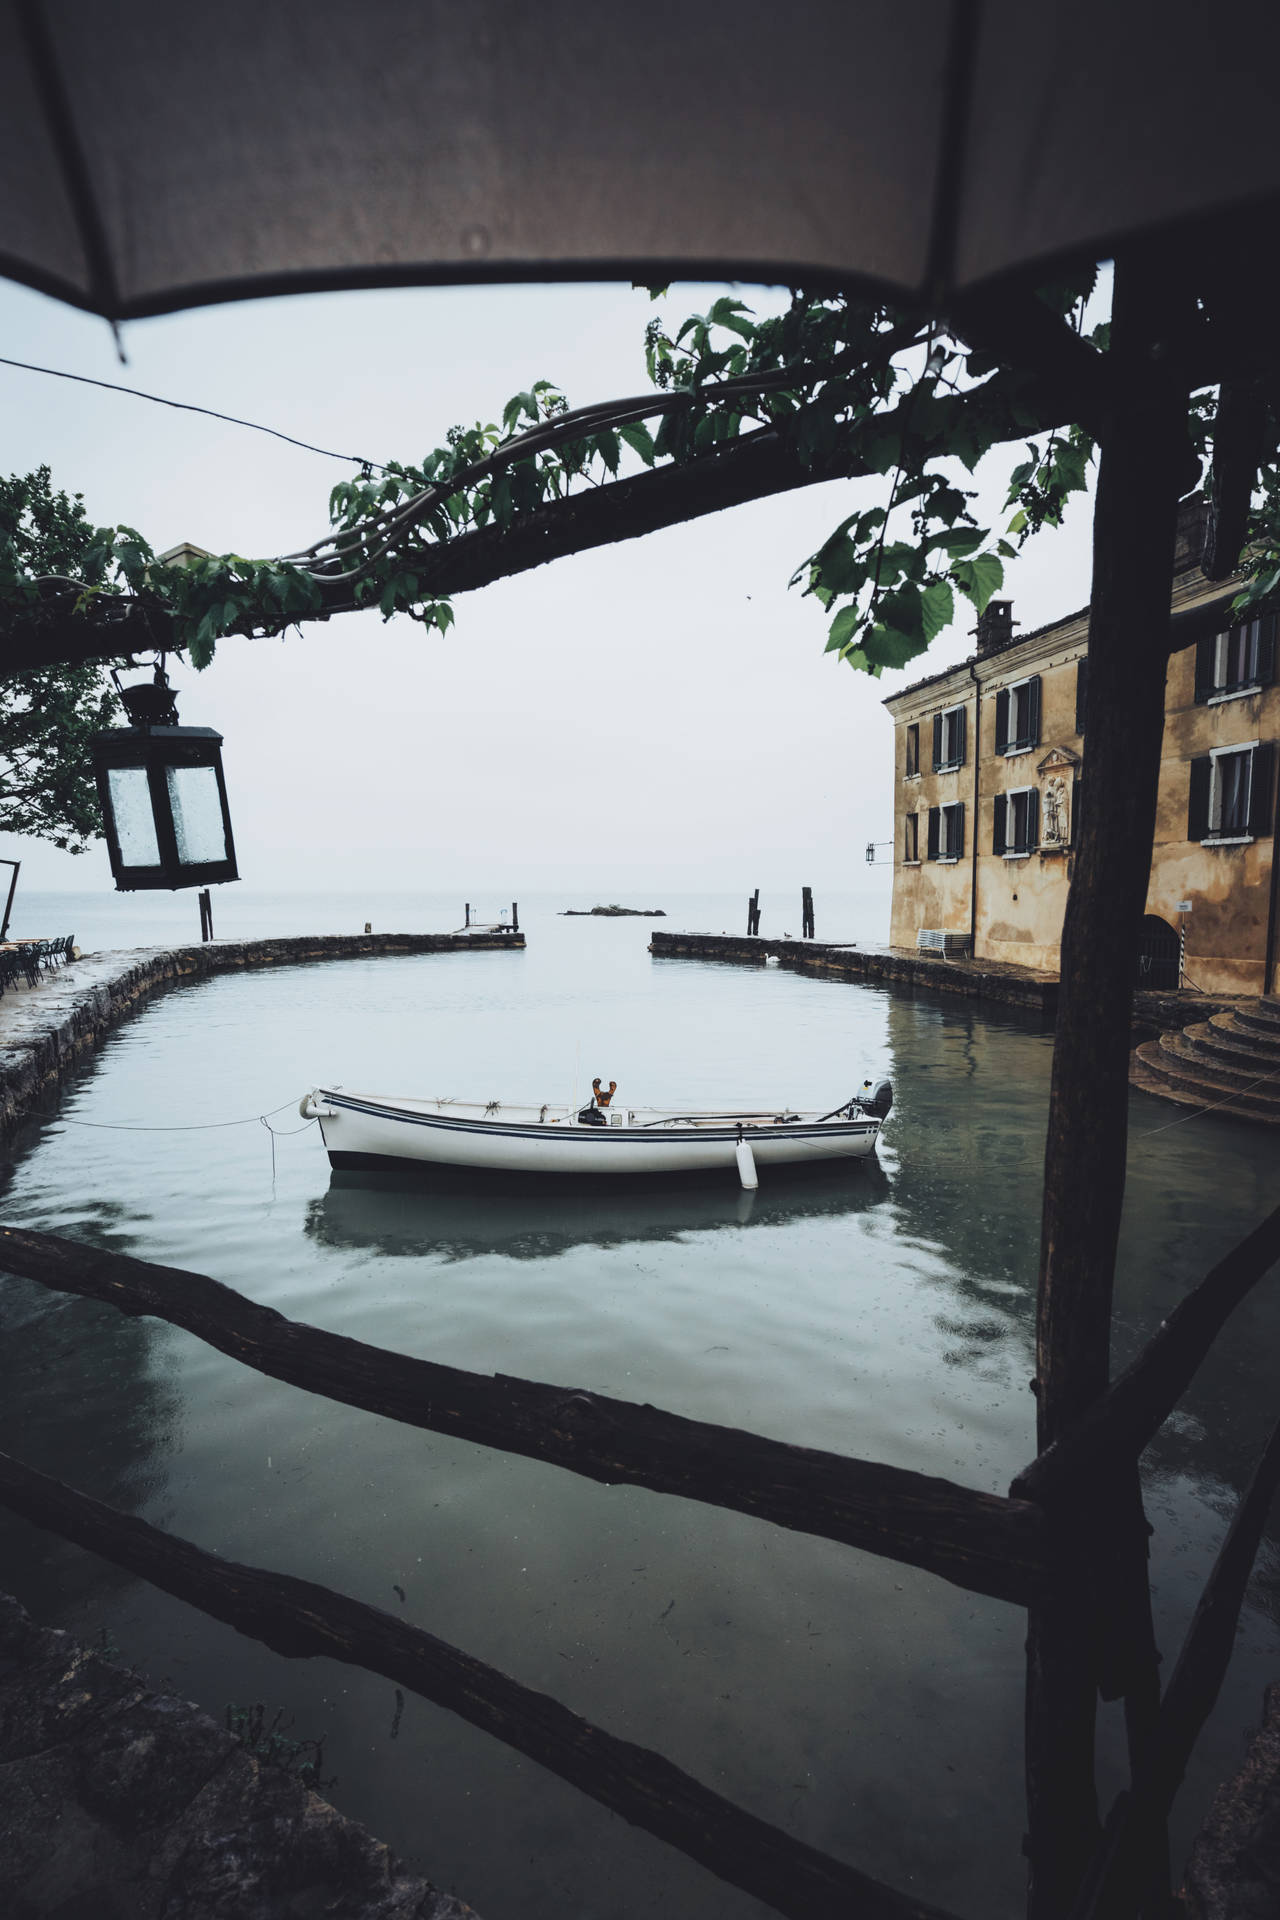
735 1136 759 1191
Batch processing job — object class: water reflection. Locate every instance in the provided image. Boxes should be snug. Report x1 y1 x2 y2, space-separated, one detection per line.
0 1193 183 1622
307 1157 891 1262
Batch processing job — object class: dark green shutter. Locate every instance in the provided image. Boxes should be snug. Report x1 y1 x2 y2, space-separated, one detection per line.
1258 615 1276 687
993 793 1007 854
1026 676 1042 748
994 687 1009 754
1249 743 1276 836
954 706 967 767
1187 755 1212 839
932 714 943 770
1075 658 1088 734
1027 787 1040 848
927 807 940 859
953 801 965 857
1194 637 1216 704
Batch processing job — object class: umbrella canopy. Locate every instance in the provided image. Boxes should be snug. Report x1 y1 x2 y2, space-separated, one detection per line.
4 0 1279 322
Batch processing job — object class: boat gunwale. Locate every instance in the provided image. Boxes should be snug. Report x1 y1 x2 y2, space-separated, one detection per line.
316 1088 882 1144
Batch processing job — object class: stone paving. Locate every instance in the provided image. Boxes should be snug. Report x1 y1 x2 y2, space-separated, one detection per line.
0 1593 478 1919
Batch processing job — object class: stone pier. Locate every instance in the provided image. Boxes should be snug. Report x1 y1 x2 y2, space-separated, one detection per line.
0 932 524 1147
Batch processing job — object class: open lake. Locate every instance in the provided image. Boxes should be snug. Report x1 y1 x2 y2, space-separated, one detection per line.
1 893 1276 1918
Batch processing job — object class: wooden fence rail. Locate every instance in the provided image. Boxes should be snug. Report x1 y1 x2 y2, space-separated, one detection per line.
0 1227 1045 1604
0 1448 960 1920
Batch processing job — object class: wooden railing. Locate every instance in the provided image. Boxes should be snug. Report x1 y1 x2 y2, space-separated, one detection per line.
1 1208 1277 1920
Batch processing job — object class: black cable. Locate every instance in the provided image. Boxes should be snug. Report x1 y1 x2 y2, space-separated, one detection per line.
0 354 386 471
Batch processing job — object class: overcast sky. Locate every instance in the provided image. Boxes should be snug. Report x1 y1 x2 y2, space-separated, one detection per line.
1 275 1100 907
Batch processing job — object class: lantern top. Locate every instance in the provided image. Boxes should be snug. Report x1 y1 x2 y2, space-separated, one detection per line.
113 662 179 729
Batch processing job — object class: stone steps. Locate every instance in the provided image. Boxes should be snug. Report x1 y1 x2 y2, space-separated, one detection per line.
1131 997 1280 1125
1190 1011 1280 1070
1232 996 1280 1036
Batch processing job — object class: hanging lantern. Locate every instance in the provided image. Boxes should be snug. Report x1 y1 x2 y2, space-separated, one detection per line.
91 665 238 891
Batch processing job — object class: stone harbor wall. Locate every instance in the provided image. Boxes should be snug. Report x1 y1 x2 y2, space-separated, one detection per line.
648 930 1247 1037
0 933 523 1147
0 1592 477 1919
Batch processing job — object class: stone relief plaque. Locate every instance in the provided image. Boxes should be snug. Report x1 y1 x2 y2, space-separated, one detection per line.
1042 774 1069 846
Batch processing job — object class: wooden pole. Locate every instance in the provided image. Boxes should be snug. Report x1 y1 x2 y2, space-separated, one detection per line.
0 1449 962 1920
1025 250 1193 1920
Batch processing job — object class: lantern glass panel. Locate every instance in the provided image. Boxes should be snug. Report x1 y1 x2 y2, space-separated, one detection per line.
106 767 162 866
166 764 229 865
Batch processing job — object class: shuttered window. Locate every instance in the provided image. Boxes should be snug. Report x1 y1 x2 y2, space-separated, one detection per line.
1188 743 1276 840
932 704 967 771
995 786 1038 854
933 800 965 859
904 812 919 861
994 676 1041 754
905 723 920 777
1194 614 1277 703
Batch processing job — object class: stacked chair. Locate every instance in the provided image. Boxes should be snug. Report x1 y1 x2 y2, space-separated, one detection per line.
0 936 75 998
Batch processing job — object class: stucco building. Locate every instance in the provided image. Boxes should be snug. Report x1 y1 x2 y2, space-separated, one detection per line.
882 522 1279 996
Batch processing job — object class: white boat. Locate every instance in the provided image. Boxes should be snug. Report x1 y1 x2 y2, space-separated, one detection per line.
301 1080 891 1189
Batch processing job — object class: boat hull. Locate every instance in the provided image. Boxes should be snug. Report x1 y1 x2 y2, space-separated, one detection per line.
310 1089 883 1180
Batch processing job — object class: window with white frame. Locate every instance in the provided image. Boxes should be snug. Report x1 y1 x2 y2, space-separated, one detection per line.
928 800 965 860
993 786 1039 855
1195 613 1276 703
1188 741 1276 842
1212 746 1253 838
931 705 967 771
994 675 1041 755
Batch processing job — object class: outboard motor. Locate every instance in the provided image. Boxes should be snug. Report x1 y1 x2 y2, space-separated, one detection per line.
857 1077 893 1118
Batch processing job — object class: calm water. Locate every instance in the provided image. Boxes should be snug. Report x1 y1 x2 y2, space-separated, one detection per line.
0 895 1276 1920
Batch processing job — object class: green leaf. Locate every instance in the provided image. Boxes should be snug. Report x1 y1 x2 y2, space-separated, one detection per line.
927 528 985 558
862 623 926 671
952 552 1004 614
812 539 866 597
920 578 955 641
826 603 861 653
617 421 656 466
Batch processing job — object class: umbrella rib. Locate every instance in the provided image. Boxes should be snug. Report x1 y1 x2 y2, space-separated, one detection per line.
924 0 981 301
15 0 122 318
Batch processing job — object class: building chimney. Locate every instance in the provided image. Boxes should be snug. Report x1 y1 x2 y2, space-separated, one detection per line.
975 599 1015 657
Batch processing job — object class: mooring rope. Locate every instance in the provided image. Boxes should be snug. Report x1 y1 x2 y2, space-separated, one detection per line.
30 1093 309 1132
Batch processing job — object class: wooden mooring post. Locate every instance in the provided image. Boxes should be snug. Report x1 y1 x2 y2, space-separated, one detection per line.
197 888 213 942
801 886 814 939
747 889 761 936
